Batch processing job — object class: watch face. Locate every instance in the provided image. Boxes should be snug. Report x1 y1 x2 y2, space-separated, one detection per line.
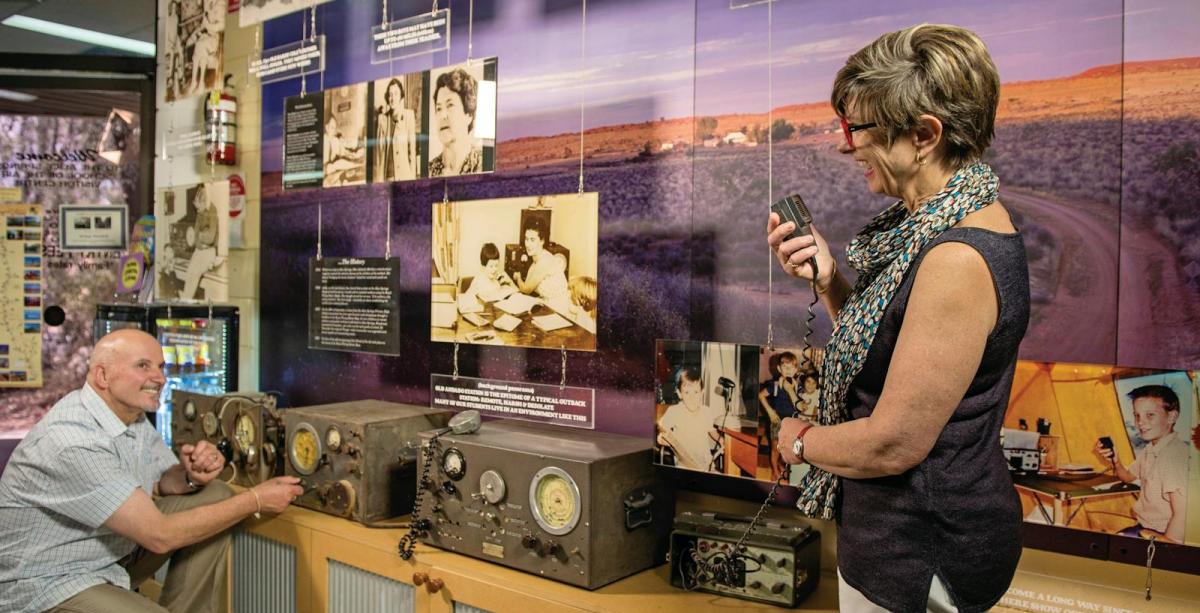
792 437 803 457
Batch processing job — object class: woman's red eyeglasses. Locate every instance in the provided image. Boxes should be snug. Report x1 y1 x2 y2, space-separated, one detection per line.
840 117 877 148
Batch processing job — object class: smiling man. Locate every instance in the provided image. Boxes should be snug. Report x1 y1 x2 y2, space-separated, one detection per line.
0 329 301 613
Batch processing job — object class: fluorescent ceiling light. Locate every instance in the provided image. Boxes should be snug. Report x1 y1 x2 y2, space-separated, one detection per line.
1 15 155 57
0 89 37 102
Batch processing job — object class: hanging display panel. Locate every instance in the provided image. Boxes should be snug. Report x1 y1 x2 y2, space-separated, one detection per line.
1005 361 1198 547
432 193 599 352
281 57 497 190
655 340 823 487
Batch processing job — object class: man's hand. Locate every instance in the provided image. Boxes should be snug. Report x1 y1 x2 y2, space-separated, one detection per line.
181 441 224 487
251 477 304 514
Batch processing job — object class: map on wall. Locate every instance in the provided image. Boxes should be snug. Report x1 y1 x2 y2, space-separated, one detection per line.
0 203 43 388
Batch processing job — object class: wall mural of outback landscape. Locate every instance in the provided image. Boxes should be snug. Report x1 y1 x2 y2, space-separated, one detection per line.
259 0 1200 437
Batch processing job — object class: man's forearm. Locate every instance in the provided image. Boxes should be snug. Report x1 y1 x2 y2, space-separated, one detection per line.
160 490 259 552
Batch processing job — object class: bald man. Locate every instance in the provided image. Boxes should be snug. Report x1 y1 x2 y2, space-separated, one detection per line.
0 329 303 613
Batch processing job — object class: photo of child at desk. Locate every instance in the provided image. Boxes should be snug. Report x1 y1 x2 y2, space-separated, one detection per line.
1002 362 1196 545
430 193 599 351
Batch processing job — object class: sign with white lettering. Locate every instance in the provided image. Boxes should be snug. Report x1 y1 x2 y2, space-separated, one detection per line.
308 257 400 355
371 10 449 64
431 374 596 429
250 36 325 84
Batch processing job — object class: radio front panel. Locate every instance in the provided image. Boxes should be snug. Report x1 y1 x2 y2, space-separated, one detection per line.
416 420 669 589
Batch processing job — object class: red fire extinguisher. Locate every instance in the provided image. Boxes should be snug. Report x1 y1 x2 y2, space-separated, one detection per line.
205 74 237 165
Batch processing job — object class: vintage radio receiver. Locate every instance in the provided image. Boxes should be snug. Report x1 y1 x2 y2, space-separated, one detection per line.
171 390 282 487
669 511 820 607
283 400 451 524
410 420 670 589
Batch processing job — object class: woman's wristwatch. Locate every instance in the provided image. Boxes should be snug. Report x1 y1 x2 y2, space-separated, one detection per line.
792 424 815 462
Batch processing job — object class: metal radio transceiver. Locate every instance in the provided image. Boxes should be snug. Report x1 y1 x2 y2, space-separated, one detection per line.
413 420 670 589
669 511 821 607
171 390 282 487
283 400 451 524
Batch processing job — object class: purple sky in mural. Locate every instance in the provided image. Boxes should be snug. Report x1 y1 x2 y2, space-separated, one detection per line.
262 0 1200 162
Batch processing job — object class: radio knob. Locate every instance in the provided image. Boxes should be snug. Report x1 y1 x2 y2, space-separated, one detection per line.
758 553 769 564
771 582 786 595
521 534 540 551
776 557 788 568
442 481 458 495
748 580 763 590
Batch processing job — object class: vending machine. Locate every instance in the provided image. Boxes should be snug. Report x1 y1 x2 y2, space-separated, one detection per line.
94 303 239 446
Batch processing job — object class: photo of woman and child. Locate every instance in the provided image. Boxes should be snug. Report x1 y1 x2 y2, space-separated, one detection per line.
431 193 598 351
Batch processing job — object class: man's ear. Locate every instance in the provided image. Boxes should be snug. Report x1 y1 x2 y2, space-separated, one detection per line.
914 114 944 157
92 365 110 390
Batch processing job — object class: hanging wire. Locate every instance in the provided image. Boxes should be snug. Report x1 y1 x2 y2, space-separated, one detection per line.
431 0 438 16
467 0 475 62
1145 536 1156 600
381 0 388 28
299 13 308 96
765 0 775 349
577 0 587 194
385 194 393 259
452 341 460 379
560 345 567 389
316 201 323 260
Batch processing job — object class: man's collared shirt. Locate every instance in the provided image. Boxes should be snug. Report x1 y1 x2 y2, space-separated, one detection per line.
0 383 177 613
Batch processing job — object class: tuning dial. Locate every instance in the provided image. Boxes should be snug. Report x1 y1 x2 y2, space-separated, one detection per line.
327 480 355 516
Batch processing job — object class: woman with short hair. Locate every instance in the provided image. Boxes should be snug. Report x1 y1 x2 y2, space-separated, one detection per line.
768 24 1029 612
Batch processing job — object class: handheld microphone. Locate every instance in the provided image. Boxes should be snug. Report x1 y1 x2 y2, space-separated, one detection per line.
716 377 736 397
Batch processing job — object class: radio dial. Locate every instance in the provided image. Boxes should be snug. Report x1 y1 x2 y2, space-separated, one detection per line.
479 469 506 504
328 480 356 516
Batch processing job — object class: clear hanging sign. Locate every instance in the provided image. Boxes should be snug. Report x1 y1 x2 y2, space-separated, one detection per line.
371 9 450 64
250 36 326 85
430 374 596 430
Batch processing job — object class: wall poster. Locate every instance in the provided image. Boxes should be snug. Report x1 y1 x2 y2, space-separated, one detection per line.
283 93 324 189
163 0 227 102
431 193 599 351
655 340 824 485
155 181 229 302
1 203 43 388
1005 361 1198 546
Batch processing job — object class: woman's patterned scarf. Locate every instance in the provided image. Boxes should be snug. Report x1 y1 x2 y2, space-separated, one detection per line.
795 162 999 519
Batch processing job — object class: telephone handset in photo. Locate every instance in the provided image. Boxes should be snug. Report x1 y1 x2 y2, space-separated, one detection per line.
1098 436 1116 473
398 410 482 560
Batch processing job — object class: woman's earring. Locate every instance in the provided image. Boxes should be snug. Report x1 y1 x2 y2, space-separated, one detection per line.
916 151 927 166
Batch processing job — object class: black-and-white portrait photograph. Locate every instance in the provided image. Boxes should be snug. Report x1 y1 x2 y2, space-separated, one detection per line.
654 340 824 485
239 0 331 27
369 73 424 183
98 108 138 164
428 59 497 177
163 0 226 102
322 83 368 188
155 181 229 301
431 193 599 351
